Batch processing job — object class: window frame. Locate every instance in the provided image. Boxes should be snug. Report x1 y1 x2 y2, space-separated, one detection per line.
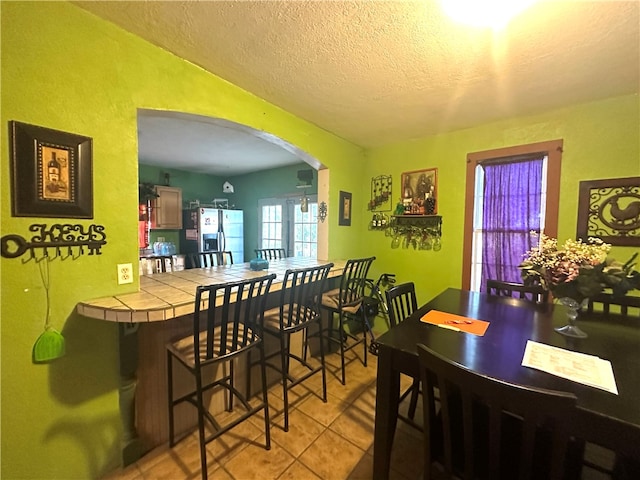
462 140 563 290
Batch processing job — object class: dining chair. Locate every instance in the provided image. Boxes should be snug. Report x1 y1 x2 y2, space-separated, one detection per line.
255 248 286 260
319 256 375 385
417 343 579 480
260 262 334 431
166 273 276 480
385 282 421 429
586 291 640 317
486 279 549 304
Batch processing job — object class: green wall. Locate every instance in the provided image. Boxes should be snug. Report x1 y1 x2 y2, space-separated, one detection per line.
2 2 638 479
362 94 640 303
1 2 364 478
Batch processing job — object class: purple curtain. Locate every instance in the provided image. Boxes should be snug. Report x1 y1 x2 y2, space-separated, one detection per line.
481 158 543 291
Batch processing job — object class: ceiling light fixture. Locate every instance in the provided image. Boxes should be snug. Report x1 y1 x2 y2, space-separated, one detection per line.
441 0 538 29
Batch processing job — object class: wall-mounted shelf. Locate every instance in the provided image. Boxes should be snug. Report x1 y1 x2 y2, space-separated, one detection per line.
392 215 442 234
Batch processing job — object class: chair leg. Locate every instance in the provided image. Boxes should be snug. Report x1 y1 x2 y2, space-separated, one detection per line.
194 369 208 480
228 359 234 411
245 349 253 400
317 320 327 403
361 311 368 368
407 379 420 420
338 312 347 385
280 334 290 432
259 343 271 450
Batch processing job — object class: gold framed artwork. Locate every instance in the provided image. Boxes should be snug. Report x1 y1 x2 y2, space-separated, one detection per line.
9 121 93 218
401 168 438 215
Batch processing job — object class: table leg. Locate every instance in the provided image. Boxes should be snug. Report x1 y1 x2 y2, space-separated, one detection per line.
373 346 401 480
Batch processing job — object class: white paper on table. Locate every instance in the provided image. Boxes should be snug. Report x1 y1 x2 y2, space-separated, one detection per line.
521 340 618 395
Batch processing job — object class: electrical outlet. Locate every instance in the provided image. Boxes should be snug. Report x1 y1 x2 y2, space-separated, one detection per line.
117 263 134 284
157 236 165 242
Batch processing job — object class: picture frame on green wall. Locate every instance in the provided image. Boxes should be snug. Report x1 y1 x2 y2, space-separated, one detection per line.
9 121 93 218
576 176 640 246
339 190 352 226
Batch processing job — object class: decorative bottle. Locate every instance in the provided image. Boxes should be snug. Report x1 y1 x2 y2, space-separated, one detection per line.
47 151 60 182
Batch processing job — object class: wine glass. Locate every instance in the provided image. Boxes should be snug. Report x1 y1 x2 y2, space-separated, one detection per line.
402 230 411 249
391 230 401 249
419 232 433 250
433 236 442 251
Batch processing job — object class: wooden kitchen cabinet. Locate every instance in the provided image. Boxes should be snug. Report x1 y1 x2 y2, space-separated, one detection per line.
151 186 182 229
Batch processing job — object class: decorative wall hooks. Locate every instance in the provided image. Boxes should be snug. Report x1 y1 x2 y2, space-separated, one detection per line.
368 175 392 211
577 176 640 246
1 223 107 261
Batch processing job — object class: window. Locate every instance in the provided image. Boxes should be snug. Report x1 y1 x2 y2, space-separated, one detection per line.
293 201 318 257
259 202 283 249
470 157 546 291
462 140 563 291
258 196 318 257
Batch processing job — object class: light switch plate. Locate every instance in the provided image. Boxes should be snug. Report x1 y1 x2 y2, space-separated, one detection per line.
117 263 134 284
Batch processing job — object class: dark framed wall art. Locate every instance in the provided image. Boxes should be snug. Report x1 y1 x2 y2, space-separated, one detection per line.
339 191 352 226
401 167 438 214
576 176 640 246
9 121 93 218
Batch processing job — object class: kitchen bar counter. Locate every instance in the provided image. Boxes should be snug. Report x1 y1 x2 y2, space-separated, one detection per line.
77 257 346 323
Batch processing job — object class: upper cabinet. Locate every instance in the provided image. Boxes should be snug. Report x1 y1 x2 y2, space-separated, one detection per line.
152 186 182 229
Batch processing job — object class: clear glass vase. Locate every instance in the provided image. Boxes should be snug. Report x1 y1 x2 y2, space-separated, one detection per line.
555 297 588 338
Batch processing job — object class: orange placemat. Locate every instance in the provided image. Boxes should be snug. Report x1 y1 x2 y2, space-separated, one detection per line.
420 310 490 336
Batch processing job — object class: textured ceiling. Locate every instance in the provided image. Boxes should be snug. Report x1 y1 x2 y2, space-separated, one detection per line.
75 0 639 175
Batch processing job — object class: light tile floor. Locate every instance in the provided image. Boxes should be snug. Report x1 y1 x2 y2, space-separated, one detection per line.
102 346 614 480
102 349 426 480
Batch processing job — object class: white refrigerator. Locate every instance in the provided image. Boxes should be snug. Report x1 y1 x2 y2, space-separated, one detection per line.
183 208 244 264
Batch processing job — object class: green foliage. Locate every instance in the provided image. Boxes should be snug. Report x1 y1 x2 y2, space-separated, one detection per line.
139 182 158 203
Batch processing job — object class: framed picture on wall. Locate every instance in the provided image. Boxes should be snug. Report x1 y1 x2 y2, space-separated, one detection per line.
9 121 93 218
401 168 438 214
576 176 640 246
339 191 352 226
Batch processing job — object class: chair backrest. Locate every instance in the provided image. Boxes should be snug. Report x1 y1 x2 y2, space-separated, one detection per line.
385 282 418 328
142 255 174 273
254 248 286 260
217 251 234 266
193 273 276 366
486 279 549 304
189 252 218 269
336 256 376 308
278 263 334 331
586 291 640 317
417 343 577 480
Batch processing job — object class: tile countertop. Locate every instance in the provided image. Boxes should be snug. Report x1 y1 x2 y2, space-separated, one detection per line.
77 258 346 323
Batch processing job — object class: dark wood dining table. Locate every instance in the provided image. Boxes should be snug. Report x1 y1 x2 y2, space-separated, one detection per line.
373 288 640 479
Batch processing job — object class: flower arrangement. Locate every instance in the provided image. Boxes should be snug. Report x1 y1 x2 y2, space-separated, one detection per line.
518 233 640 303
